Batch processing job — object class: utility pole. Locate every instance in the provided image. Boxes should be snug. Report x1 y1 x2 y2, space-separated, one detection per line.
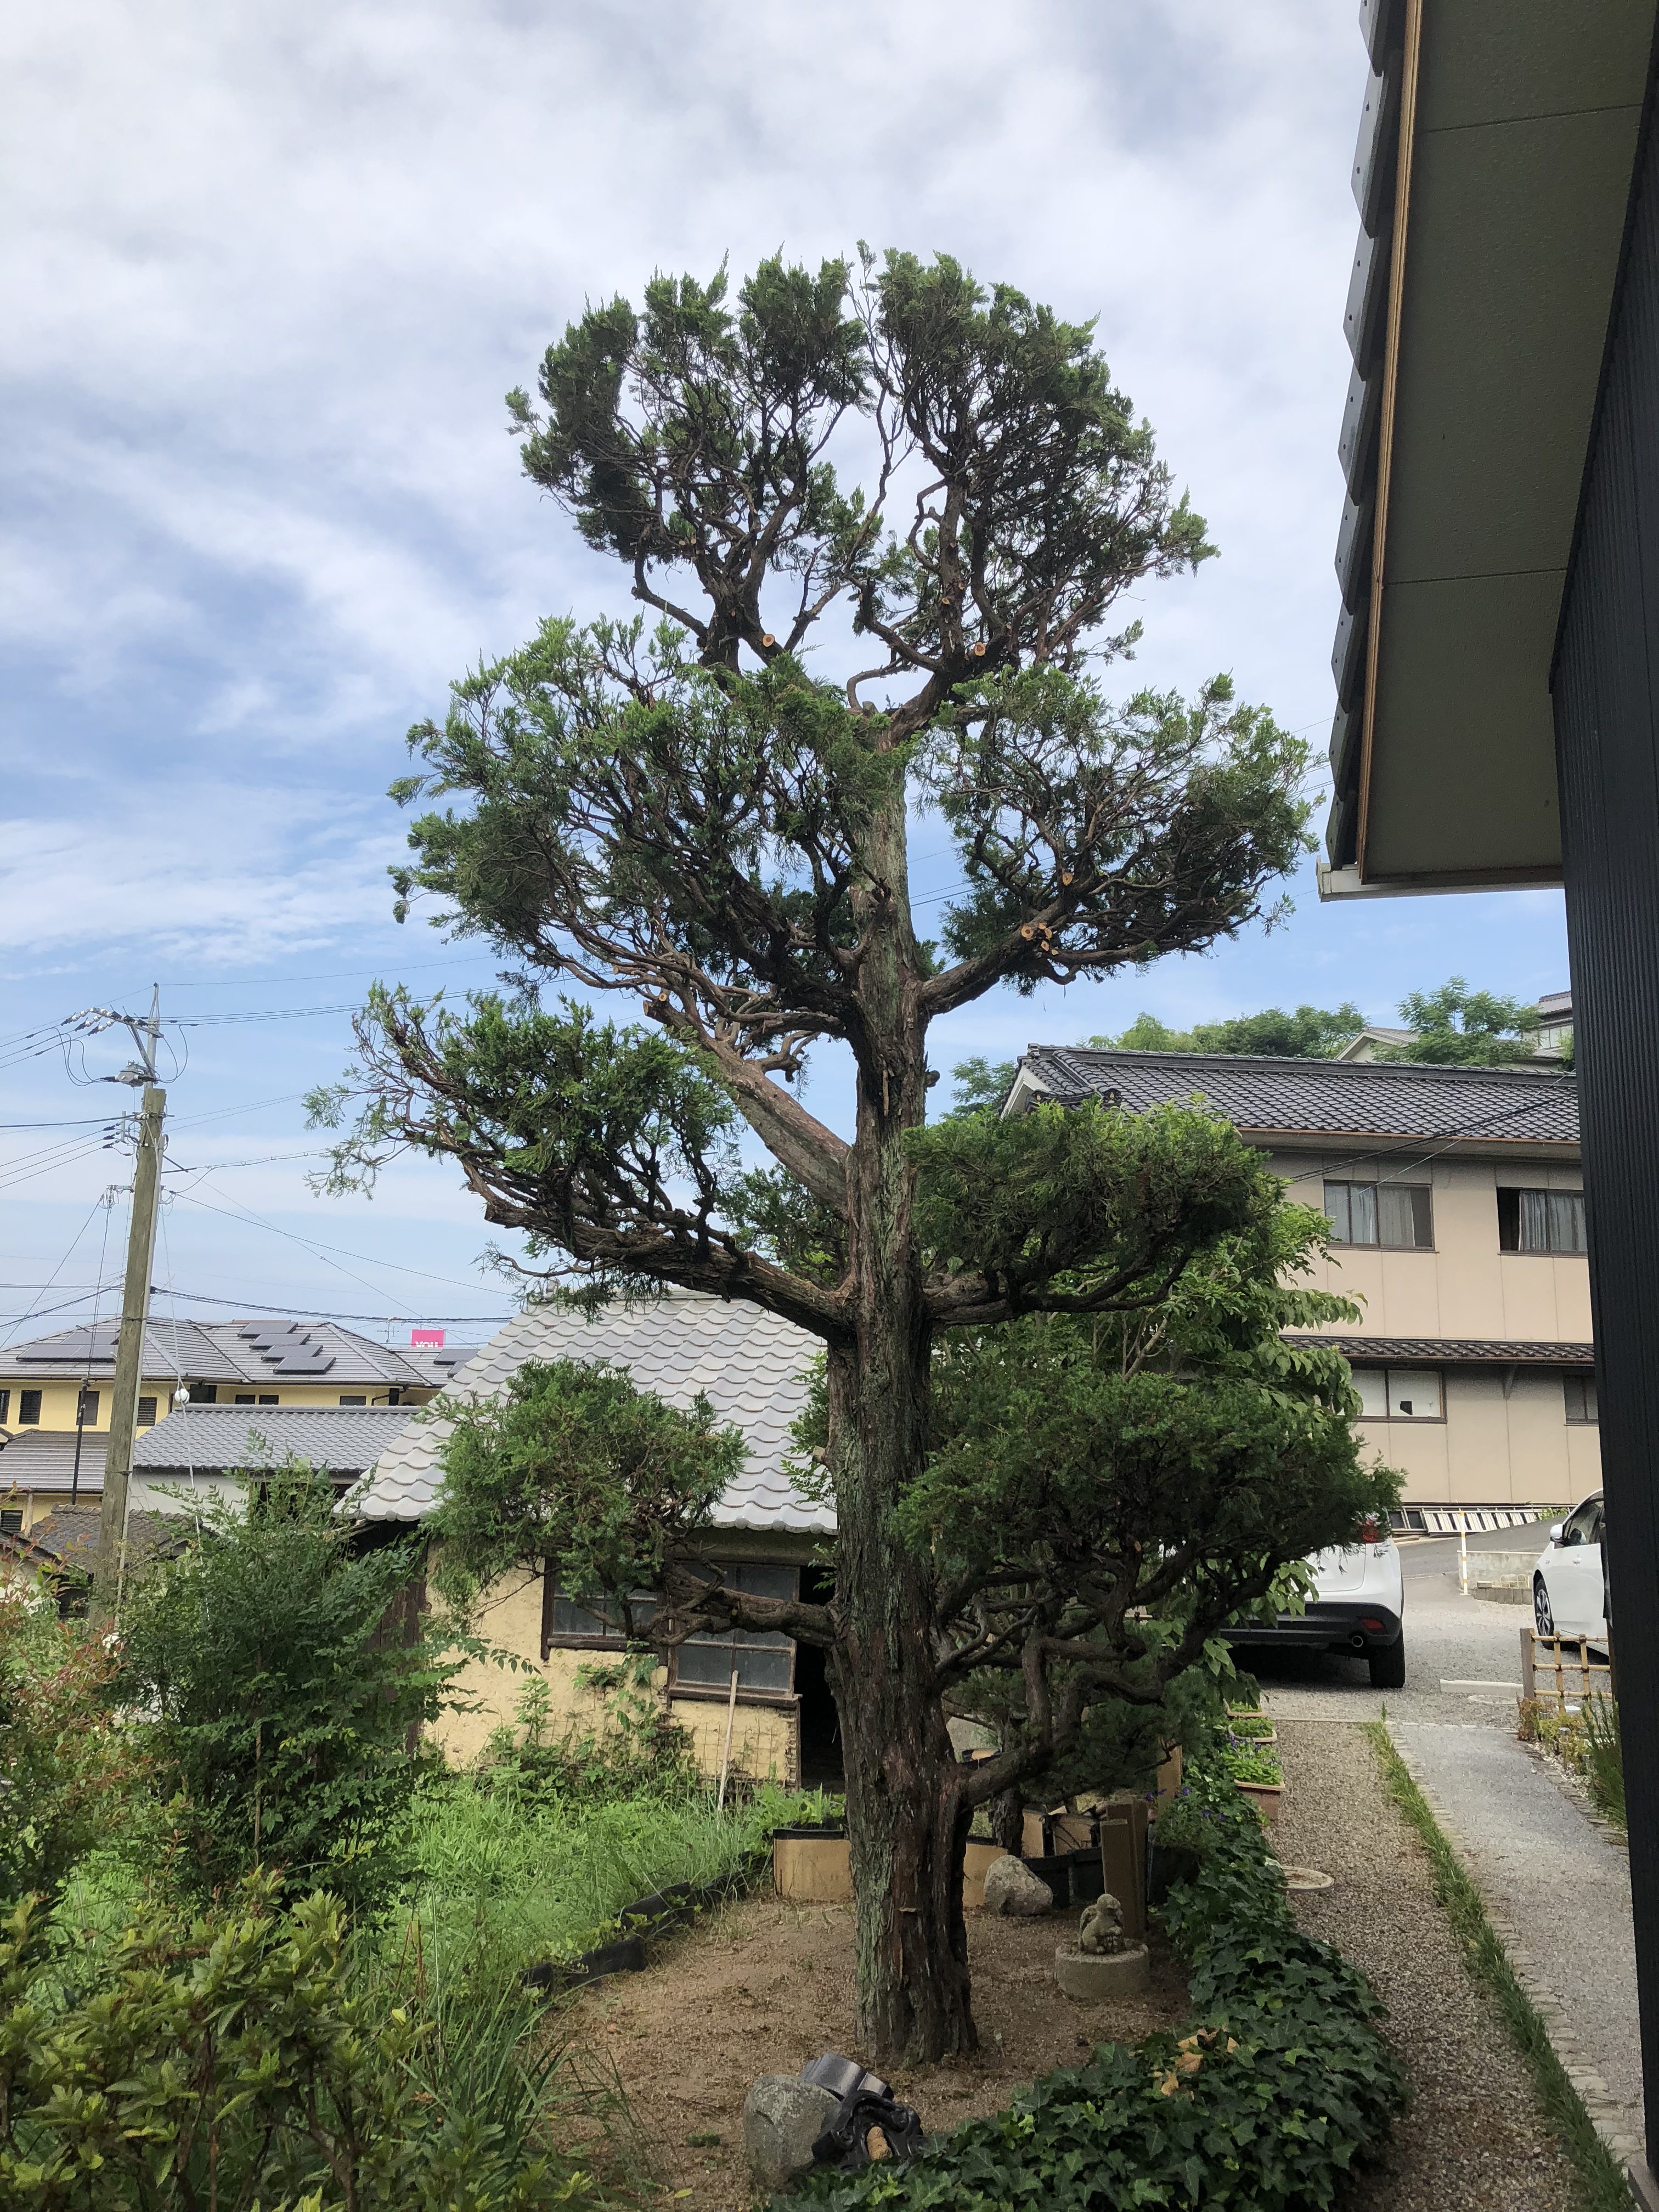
77 989 166 1623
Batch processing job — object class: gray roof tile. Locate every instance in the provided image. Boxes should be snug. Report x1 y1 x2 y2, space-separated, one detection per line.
0 1318 471 1389
1286 1334 1594 1366
351 1291 831 1534
133 1404 417 1474
1013 1047 1579 1146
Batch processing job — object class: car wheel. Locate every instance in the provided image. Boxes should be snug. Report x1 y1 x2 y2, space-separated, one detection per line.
1533 1576 1556 1637
1369 1637 1407 1690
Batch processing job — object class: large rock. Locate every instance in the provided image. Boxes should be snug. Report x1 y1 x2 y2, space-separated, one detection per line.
742 2075 842 2187
981 1853 1054 1917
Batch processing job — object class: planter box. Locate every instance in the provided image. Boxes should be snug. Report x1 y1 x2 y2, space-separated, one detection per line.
772 1828 853 1903
774 1830 1011 1908
961 1839 1005 1910
1235 1780 1283 1822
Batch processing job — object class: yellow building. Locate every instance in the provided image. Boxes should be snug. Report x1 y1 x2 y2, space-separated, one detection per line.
0 1318 461 1530
349 1293 836 1788
1003 1045 1595 1526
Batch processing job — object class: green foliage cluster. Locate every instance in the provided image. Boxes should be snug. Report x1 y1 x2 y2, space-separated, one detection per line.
778 1767 1403 2211
1214 1739 1282 1788
427 1362 745 1621
1101 1002 1366 1059
117 1464 463 1912
1519 1694 1624 1831
0 1588 137 1910
0 1875 593 2212
1374 978 1542 1066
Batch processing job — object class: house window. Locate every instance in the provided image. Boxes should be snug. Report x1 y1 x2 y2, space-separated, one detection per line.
542 1581 659 1654
0 1510 20 1536
1564 1375 1599 1425
136 1397 157 1427
186 1383 217 1404
671 1564 798 1700
540 1562 800 1700
234 1394 256 1404
258 1395 278 1406
338 1394 368 1406
1498 1188 1588 1254
0 1390 9 1423
19 1391 41 1426
1324 1180 1432 1248
1350 1366 1443 1421
76 1389 99 1426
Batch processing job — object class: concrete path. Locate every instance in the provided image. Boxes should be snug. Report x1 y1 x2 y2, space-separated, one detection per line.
1386 1719 1640 2164
1240 1531 1641 2167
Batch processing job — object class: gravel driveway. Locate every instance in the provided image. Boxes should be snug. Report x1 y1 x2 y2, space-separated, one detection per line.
1272 1717 1581 2211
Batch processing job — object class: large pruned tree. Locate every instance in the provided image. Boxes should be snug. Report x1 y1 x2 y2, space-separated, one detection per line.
312 249 1321 2062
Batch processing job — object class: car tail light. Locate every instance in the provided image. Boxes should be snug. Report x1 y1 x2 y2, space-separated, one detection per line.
1358 1516 1384 1544
1360 1616 1385 1632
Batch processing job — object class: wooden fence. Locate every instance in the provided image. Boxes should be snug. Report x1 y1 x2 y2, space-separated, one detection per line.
1520 1626 1615 1709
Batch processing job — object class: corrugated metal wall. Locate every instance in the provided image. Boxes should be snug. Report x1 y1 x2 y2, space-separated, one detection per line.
1553 54 1659 2164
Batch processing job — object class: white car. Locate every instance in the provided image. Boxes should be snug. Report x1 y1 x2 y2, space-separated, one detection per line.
1223 1526 1406 1688
1532 1491 1607 1647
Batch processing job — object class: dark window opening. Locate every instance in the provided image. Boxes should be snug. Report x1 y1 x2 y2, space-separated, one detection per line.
234 1393 256 1404
76 1389 99 1426
1324 1180 1432 1248
672 1563 797 1699
337 1394 368 1406
543 1580 658 1653
1564 1375 1599 1425
258 1395 278 1406
19 1391 41 1426
0 1510 22 1536
1498 1187 1588 1253
795 1565 842 1785
136 1397 157 1427
0 1390 10 1423
186 1384 217 1404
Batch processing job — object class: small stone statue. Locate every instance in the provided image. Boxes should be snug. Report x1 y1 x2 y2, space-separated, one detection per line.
1078 1892 1126 1956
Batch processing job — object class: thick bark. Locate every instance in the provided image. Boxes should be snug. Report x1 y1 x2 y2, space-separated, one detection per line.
823 778 978 2066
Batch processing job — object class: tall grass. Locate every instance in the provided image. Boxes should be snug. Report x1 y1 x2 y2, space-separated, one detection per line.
394 1774 836 1985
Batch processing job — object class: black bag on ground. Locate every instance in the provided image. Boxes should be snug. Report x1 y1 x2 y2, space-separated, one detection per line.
800 2054 927 2171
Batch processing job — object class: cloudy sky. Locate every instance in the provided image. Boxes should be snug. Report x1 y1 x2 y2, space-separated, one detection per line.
1 0 1571 1348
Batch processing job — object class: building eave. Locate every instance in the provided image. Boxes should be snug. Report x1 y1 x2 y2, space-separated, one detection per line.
1323 0 1657 898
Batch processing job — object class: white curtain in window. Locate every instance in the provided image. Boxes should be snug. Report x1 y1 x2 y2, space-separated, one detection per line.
1377 1185 1421 1248
1548 1192 1588 1252
1520 1189 1551 1250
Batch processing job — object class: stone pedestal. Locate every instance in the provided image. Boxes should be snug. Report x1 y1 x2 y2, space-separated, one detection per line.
1053 1941 1150 2001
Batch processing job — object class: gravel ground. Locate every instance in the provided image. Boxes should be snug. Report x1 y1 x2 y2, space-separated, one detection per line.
1273 1717 1582 2211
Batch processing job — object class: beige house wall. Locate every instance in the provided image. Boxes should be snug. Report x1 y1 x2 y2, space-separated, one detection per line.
1266 1149 1595 1510
431 1564 799 1783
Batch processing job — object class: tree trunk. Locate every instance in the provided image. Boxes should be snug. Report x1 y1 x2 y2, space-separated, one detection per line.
824 776 978 2066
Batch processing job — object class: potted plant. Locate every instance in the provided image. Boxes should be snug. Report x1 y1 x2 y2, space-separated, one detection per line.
1220 1742 1284 1821
1146 1790 1211 1904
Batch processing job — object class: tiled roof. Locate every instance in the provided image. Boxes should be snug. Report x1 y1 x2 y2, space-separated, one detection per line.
1011 1047 1579 1147
133 1405 418 1475
351 1291 831 1534
0 1505 179 1573
1286 1335 1595 1367
0 1318 469 1389
0 1430 109 1490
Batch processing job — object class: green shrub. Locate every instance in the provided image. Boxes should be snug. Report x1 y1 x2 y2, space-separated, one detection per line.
116 1463 465 1912
0 1875 597 2211
778 1768 1402 2211
1581 1695 1625 1829
0 1583 138 1908
1215 1739 1283 1788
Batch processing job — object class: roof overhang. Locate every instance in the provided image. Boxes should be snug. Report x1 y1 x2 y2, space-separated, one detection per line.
1321 0 1657 900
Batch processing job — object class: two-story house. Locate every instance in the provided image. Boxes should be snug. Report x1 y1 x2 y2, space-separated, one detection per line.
1002 1047 1594 1531
0 1318 462 1529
